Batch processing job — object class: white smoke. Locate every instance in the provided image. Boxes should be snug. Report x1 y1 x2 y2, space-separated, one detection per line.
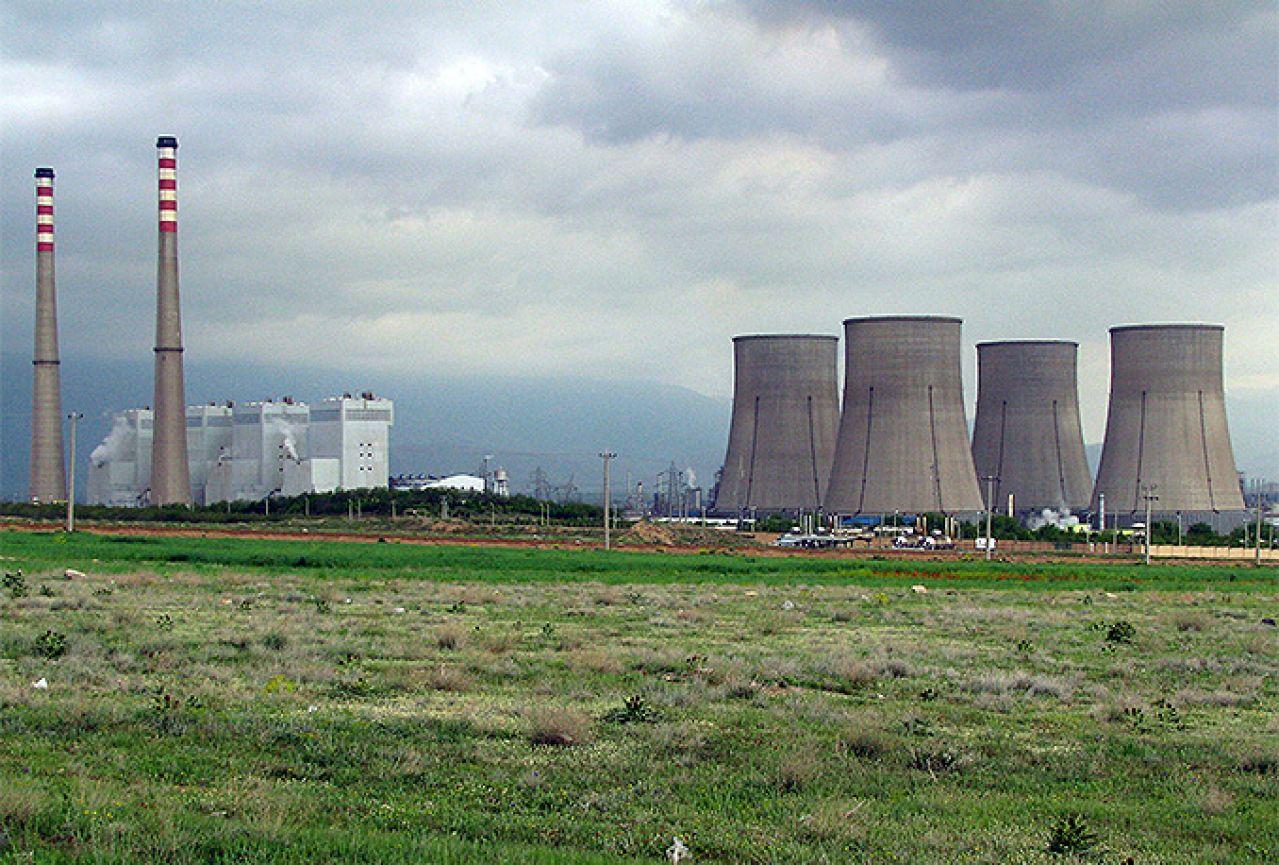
90 415 134 467
1027 508 1081 530
268 417 301 462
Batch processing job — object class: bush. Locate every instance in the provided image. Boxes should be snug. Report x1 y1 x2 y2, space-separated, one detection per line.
1046 812 1100 856
1105 620 1136 644
603 694 659 724
3 571 28 599
529 707 593 747
34 630 67 659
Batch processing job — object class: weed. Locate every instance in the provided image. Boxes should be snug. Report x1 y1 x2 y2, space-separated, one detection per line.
34 629 67 659
260 632 288 651
1046 812 1100 856
603 694 660 724
1106 620 1136 644
312 596 332 614
1239 750 1278 775
839 729 891 760
908 747 964 774
2 570 27 598
155 613 174 631
426 665 472 692
38 584 54 597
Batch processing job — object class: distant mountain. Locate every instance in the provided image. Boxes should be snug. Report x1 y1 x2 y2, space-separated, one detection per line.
0 352 730 503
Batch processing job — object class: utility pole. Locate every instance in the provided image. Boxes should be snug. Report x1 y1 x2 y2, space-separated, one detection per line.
1256 502 1264 566
65 412 82 532
599 452 616 549
981 475 999 560
1141 484 1159 565
1099 492 1107 554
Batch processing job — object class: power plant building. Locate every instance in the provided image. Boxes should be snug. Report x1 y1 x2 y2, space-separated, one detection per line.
825 316 984 516
88 395 393 506
713 335 840 514
1091 324 1246 526
970 341 1092 514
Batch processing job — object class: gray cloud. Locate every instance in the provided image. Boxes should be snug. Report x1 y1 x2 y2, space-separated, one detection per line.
1 0 1275 483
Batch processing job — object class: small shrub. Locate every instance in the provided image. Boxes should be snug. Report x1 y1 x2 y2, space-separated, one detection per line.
38 584 55 598
529 707 593 747
1173 612 1209 632
1239 750 1278 775
1046 812 1100 856
1105 620 1136 644
427 665 472 692
435 624 466 650
155 614 174 632
312 596 332 614
776 751 821 792
839 729 891 760
603 694 660 724
3 571 28 598
261 632 288 651
34 630 67 659
908 747 963 774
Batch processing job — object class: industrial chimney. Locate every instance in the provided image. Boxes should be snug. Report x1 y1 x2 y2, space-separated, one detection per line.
713 335 840 515
1091 324 1245 524
149 136 192 505
825 316 983 516
970 340 1091 515
29 167 67 503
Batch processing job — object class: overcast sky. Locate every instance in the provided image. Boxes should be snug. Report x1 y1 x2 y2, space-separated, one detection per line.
2 2 1276 472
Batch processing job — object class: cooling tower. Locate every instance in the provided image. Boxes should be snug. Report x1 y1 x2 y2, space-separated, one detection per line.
714 335 840 514
825 316 983 515
1091 324 1245 522
29 167 67 503
971 341 1091 514
149 136 192 505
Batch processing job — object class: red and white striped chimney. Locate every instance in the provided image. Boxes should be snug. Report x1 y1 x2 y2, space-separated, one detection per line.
150 135 192 505
30 166 67 502
158 137 178 233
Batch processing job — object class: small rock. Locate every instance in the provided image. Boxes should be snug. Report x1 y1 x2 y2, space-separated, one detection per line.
911 585 928 594
307 704 319 713
744 590 758 597
64 568 85 579
32 678 49 690
781 600 795 611
394 607 406 614
1104 592 1119 599
1262 617 1276 627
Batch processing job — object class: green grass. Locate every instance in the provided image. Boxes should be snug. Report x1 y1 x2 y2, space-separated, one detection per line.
2 529 1273 591
1 531 1276 863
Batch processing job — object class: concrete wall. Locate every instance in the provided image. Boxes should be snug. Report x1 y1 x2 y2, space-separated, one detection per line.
714 335 840 514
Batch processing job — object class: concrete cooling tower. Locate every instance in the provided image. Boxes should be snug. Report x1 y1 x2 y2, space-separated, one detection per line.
150 136 192 505
971 341 1091 514
714 335 840 514
30 167 67 503
825 316 983 516
1091 324 1245 525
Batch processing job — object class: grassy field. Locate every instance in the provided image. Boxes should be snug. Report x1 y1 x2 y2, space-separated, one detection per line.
1 531 1276 863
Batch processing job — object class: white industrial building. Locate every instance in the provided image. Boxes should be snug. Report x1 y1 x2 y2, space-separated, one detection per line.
87 393 393 506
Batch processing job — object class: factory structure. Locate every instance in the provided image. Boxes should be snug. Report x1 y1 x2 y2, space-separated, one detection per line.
712 317 1250 530
18 137 1257 533
1091 325 1245 526
971 341 1092 515
714 335 839 514
87 394 393 506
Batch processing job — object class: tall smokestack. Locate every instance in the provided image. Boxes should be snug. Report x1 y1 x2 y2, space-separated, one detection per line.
150 135 191 505
29 167 67 503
